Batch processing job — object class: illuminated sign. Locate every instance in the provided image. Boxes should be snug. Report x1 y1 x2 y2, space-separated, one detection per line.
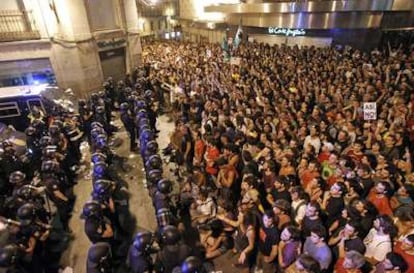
268 27 306 37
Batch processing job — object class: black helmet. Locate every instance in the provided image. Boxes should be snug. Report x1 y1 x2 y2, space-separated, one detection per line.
48 124 59 135
25 126 37 137
41 160 59 173
145 155 163 170
91 152 107 164
0 244 19 267
181 256 203 273
91 93 99 100
91 127 105 141
93 161 107 178
78 99 87 107
16 185 39 200
157 179 172 194
95 134 107 148
93 180 113 197
95 106 105 114
82 201 102 218
147 169 162 185
145 140 158 155
132 231 153 253
9 171 26 184
160 225 180 246
87 242 112 272
120 102 129 111
91 121 104 129
39 136 52 147
156 208 173 227
144 90 153 98
17 203 36 226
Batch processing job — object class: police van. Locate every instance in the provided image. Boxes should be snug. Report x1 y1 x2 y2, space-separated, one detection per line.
0 84 75 132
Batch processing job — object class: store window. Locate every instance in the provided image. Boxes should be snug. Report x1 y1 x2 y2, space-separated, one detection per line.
85 0 118 31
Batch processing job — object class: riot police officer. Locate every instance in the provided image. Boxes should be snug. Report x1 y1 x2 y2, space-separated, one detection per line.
154 225 192 273
181 256 205 273
0 244 28 273
120 103 137 152
86 242 113 273
82 201 114 244
128 231 154 273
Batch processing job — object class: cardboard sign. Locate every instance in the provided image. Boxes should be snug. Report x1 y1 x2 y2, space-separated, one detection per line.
230 57 241 66
363 102 377 120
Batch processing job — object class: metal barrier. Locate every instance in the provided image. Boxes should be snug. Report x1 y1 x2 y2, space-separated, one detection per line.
0 10 41 42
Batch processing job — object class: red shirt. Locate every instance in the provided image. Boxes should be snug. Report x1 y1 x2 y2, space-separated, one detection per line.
335 258 362 273
367 190 393 216
205 146 220 175
394 241 414 273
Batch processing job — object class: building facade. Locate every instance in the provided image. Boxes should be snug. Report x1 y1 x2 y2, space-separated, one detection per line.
0 0 146 96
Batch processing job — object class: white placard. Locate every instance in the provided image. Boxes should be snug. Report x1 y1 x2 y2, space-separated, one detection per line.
363 102 377 120
230 57 241 66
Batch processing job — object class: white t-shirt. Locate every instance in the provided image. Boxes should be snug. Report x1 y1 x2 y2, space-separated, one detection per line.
364 229 392 262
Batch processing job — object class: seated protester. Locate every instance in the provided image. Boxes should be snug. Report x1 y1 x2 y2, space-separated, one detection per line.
190 189 217 226
272 199 292 230
256 210 279 273
302 201 324 237
303 225 333 271
233 211 258 273
390 183 414 210
373 252 408 273
215 157 238 201
367 181 393 217
364 215 396 265
394 234 414 273
321 182 346 227
240 175 262 213
290 186 308 227
278 226 302 271
285 254 321 273
334 250 366 273
266 176 291 207
199 219 231 259
328 220 366 259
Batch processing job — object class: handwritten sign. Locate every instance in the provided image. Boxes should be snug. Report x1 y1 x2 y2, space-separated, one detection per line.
268 27 306 37
363 102 377 120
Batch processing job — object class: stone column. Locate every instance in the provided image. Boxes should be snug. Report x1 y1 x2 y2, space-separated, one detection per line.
123 0 142 70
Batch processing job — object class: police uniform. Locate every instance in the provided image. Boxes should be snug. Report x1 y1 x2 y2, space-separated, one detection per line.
85 216 113 244
120 109 137 151
129 247 152 273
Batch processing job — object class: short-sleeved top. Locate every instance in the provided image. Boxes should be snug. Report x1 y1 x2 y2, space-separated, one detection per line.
364 229 392 262
258 225 279 256
281 241 301 268
394 241 414 273
303 237 332 270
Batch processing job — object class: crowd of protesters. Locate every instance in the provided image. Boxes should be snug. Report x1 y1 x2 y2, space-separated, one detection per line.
138 38 414 273
0 35 413 273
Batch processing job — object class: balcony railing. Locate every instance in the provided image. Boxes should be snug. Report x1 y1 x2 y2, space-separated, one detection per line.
0 10 41 42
